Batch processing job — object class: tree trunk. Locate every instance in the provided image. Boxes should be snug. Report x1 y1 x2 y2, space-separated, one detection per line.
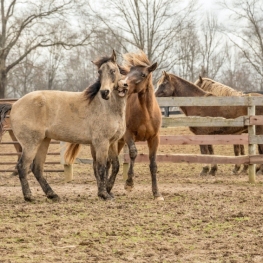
0 70 7 98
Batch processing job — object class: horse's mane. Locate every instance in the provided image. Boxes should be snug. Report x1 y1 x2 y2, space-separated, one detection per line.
84 79 101 103
84 55 113 103
122 50 151 71
92 55 113 69
171 74 214 97
195 77 243 96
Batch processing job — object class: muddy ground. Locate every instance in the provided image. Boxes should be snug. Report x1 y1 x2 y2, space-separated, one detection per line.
1 127 263 263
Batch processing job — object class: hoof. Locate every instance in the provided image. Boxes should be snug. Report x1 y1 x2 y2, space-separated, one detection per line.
155 196 164 201
98 192 113 201
47 194 60 202
124 184 133 192
24 195 34 202
208 171 216 176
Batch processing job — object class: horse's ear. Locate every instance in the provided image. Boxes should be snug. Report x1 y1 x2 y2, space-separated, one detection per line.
147 62 158 73
199 75 203 84
91 60 99 68
110 50 117 63
163 71 170 80
118 65 129 75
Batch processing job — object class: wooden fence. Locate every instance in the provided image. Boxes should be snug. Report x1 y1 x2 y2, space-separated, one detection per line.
1 96 263 184
123 96 263 184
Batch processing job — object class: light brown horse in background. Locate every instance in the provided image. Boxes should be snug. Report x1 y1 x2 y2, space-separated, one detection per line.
0 51 128 201
194 76 248 175
118 51 164 200
155 71 263 176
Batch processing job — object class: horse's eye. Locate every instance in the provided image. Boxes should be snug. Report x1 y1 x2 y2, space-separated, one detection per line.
141 73 146 77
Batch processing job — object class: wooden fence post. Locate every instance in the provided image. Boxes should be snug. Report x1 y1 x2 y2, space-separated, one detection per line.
248 96 256 183
60 141 73 183
123 144 129 181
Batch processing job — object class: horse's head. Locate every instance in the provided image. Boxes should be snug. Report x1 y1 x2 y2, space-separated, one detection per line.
114 78 129 98
120 51 157 94
155 71 174 97
92 50 121 100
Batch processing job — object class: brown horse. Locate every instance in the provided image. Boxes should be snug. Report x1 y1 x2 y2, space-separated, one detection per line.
155 72 263 176
118 50 163 200
194 76 248 175
0 51 128 201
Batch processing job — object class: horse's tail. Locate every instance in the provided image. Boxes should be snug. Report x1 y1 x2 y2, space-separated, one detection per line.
64 143 81 164
0 104 12 141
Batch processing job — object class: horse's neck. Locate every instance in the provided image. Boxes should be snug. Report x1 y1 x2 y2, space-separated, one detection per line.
110 93 127 117
138 82 156 114
171 77 207 97
171 77 208 116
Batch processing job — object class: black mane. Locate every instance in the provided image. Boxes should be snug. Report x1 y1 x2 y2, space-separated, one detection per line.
84 79 101 103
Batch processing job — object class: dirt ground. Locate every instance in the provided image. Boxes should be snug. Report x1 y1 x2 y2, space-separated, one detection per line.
1 126 263 263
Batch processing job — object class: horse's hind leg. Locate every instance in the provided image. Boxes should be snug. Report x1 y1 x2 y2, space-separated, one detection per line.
199 145 210 176
208 145 217 176
17 147 39 202
232 145 241 174
8 130 22 176
31 138 59 201
256 144 263 175
240 145 248 174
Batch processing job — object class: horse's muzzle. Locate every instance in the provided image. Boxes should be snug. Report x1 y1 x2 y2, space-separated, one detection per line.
100 90 110 100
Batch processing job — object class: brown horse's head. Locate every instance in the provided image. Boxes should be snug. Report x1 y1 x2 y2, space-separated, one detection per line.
155 71 174 97
121 50 157 94
91 50 121 100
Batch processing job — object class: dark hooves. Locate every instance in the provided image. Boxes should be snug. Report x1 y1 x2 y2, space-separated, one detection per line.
24 195 34 202
98 192 114 201
47 194 60 202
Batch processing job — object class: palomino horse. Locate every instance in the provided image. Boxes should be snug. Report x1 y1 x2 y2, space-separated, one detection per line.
194 76 248 175
118 51 163 200
155 72 263 176
0 51 128 201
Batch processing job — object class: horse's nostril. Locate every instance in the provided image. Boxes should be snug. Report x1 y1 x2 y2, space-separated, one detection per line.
124 83 128 87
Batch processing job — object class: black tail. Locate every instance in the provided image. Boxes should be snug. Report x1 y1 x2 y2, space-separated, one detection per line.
0 104 12 140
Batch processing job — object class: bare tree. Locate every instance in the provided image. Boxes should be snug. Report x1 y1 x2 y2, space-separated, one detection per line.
90 0 198 77
198 13 226 79
221 0 263 89
0 0 93 98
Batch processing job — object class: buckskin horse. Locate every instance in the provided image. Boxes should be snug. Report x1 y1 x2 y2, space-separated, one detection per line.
0 51 128 201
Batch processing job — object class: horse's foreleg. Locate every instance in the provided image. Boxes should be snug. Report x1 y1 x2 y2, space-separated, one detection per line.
31 138 59 201
208 145 217 176
147 136 163 201
106 142 120 197
124 138 137 192
199 145 210 176
94 142 112 200
90 145 100 189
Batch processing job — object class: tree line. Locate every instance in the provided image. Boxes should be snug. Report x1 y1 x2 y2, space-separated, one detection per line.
0 0 262 98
